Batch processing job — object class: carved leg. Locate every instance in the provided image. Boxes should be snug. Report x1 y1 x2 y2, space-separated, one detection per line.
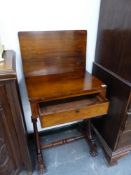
84 120 97 157
32 118 46 174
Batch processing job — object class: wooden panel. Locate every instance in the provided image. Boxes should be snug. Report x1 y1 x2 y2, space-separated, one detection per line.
93 63 130 150
93 0 131 163
95 0 131 82
7 81 32 173
124 95 131 132
26 71 106 101
18 30 87 77
127 95 131 112
95 30 131 82
117 131 131 149
0 51 32 174
39 94 109 127
124 113 131 132
0 85 21 175
0 108 17 175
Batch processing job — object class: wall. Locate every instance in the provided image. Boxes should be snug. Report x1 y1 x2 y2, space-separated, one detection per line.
0 0 101 133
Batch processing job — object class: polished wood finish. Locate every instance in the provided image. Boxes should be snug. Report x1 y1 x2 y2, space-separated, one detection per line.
93 0 131 165
0 51 32 175
95 30 131 82
18 30 87 77
32 118 45 173
40 120 97 157
40 135 84 149
19 30 109 173
84 120 97 156
25 72 106 102
93 63 131 149
39 94 109 128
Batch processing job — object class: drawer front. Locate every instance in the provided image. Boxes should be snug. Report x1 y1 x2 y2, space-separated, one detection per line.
40 95 109 128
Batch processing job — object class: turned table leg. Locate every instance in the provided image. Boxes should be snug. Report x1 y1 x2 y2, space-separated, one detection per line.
32 118 46 174
84 120 98 157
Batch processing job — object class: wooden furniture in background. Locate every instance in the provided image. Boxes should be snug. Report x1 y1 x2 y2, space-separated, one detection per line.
92 0 131 165
0 51 32 175
18 30 109 173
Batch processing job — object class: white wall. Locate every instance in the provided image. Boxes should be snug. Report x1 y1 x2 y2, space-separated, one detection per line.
0 0 101 133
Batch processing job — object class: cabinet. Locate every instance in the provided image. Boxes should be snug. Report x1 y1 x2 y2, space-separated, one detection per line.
92 0 131 164
0 51 32 174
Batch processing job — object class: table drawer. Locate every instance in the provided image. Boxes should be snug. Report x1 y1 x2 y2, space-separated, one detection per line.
39 94 109 128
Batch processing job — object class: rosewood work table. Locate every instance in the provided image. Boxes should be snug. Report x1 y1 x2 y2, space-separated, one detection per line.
18 30 109 173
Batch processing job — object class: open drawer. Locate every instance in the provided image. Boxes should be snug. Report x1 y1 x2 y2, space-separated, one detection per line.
39 94 109 128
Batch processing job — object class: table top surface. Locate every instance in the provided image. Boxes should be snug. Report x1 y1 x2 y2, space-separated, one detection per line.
26 71 106 102
18 31 106 102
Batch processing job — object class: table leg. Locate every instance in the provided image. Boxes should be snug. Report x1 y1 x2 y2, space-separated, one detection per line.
32 118 46 174
84 120 98 157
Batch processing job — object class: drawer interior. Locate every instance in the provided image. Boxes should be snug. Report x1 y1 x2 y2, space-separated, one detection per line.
39 94 109 128
39 94 104 115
